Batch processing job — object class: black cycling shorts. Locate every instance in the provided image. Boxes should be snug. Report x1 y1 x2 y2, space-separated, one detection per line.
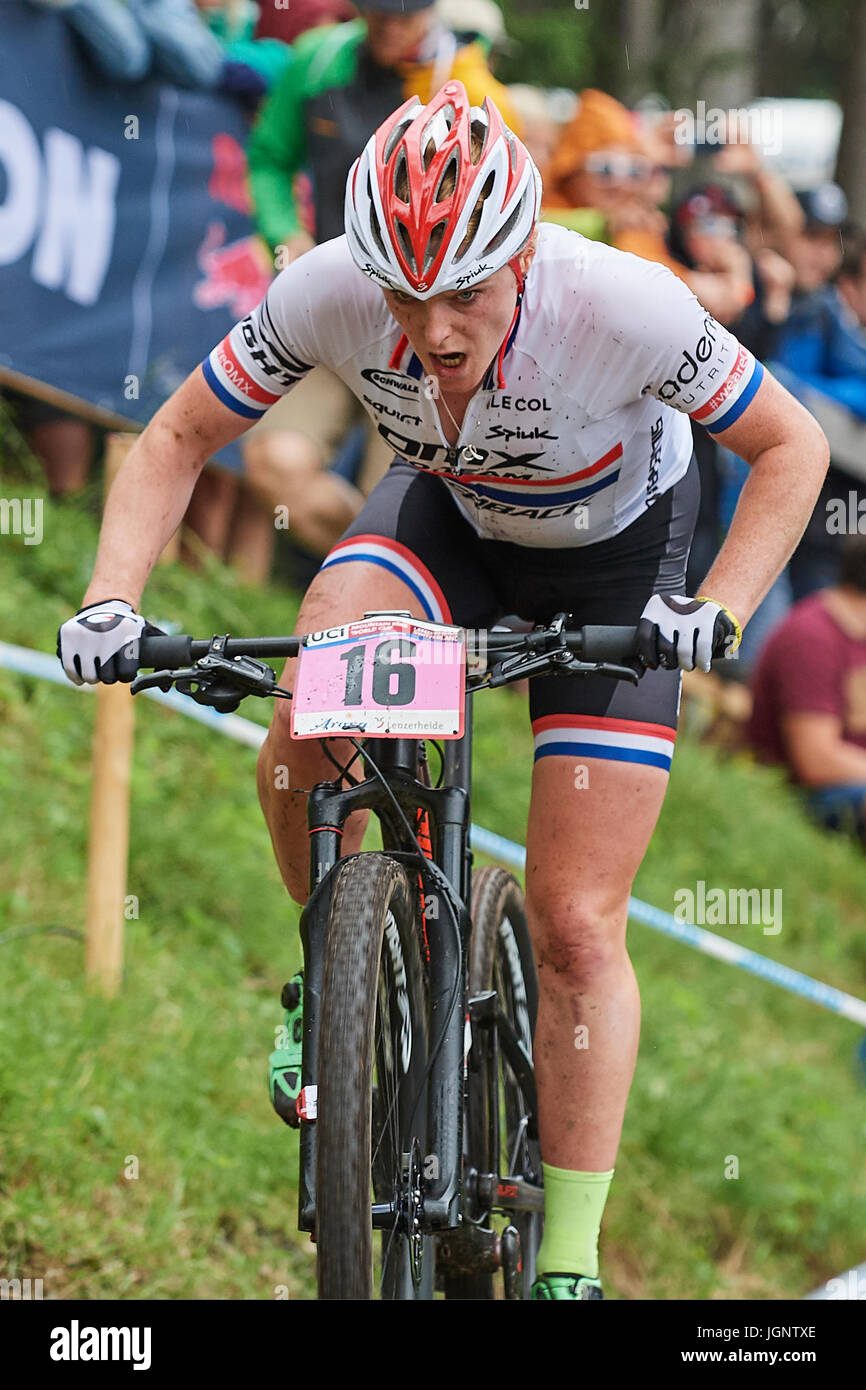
318 459 699 775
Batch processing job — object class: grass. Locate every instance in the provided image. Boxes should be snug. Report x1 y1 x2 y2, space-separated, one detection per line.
1 465 865 1300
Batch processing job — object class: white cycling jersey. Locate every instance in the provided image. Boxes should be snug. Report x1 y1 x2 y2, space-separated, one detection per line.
203 223 763 548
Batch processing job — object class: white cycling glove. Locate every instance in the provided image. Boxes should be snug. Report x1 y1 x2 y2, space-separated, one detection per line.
636 594 741 673
57 599 156 686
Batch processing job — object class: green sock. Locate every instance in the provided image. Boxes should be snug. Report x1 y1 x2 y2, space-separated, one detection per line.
535 1164 615 1280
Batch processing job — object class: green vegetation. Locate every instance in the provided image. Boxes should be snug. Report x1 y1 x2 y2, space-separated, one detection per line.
1 480 865 1300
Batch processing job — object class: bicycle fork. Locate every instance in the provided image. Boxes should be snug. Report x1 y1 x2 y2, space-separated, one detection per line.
294 726 474 1237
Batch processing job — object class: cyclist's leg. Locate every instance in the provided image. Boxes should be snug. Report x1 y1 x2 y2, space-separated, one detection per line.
525 673 677 1282
526 666 680 1172
257 463 497 904
504 459 699 1284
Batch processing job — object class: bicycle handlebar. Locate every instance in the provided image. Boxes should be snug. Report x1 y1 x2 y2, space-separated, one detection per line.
132 620 641 711
137 624 638 670
138 634 300 666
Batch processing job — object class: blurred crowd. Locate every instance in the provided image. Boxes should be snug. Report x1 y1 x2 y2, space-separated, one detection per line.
8 0 866 846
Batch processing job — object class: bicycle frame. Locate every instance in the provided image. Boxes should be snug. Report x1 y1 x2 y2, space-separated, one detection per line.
296 699 475 1234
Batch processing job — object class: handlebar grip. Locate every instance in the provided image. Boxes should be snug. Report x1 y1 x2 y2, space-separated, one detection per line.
579 625 638 663
138 633 193 668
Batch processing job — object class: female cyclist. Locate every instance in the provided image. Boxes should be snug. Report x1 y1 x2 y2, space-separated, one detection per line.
59 81 829 1299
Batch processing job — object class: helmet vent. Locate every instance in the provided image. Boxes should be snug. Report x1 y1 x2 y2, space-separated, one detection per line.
423 220 449 274
431 103 456 137
483 199 523 256
436 153 460 204
395 219 417 275
365 173 388 258
470 117 488 162
454 171 495 262
369 207 388 260
383 117 412 165
393 150 409 202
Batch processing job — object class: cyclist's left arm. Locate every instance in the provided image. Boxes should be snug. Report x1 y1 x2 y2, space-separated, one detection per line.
622 259 830 636
599 254 832 667
697 368 829 631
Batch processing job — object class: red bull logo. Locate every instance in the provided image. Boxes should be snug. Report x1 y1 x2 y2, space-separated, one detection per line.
208 133 252 215
193 222 272 318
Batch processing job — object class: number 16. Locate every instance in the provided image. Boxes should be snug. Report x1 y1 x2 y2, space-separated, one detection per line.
339 638 417 707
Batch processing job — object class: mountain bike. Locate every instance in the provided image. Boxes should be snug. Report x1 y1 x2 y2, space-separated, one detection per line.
132 613 639 1299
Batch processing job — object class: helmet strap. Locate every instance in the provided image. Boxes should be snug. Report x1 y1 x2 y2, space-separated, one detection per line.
494 290 523 390
388 332 409 369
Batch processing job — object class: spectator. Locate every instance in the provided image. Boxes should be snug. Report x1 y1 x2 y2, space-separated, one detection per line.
29 0 309 97
1 390 95 498
749 535 866 845
248 0 520 259
668 183 798 337
542 89 755 323
773 221 866 421
670 183 794 610
195 0 297 108
700 129 805 257
28 0 226 87
436 0 512 64
254 0 355 44
780 184 848 295
243 0 522 559
685 188 864 676
836 228 866 333
507 83 561 182
735 204 866 662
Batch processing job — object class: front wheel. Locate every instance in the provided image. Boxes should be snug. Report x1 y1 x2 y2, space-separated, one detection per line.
316 854 431 1300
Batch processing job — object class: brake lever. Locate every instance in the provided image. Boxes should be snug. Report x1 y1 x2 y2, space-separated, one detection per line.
487 650 559 686
596 661 641 686
488 653 641 689
130 667 190 695
188 651 277 697
130 651 278 708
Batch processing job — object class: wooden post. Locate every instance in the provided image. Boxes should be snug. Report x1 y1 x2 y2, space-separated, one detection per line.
84 435 136 994
83 430 189 992
84 676 135 996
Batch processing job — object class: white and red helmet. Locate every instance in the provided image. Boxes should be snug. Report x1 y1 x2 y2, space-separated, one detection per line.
345 80 542 300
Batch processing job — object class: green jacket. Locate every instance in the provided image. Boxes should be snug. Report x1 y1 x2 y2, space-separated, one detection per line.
247 20 521 251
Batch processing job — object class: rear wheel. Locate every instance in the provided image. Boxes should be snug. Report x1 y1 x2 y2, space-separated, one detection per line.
442 866 541 1299
316 854 431 1300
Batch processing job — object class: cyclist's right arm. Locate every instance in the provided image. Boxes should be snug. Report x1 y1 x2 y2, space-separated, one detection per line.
80 367 255 611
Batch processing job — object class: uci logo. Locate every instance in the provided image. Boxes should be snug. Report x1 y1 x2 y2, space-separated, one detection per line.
658 316 718 400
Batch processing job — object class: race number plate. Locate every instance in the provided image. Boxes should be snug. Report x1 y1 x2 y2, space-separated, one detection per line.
291 616 466 739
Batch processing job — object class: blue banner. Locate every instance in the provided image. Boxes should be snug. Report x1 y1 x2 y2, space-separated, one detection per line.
0 0 274 471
